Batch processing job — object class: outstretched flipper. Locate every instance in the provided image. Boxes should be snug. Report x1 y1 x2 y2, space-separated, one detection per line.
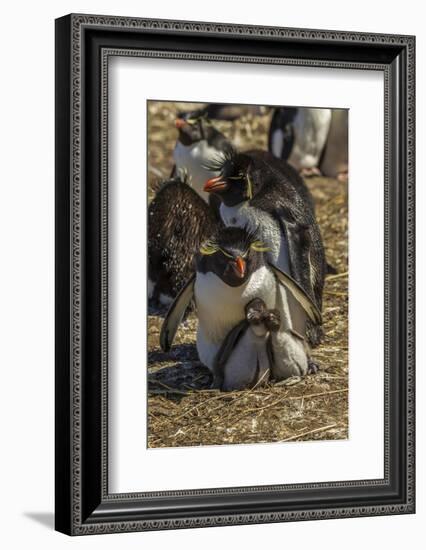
160 274 195 352
268 262 322 325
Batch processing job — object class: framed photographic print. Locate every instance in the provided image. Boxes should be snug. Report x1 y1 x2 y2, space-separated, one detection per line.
55 14 415 535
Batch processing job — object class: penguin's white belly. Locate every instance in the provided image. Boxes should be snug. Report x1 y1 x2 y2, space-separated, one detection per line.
289 108 332 170
173 141 219 201
219 202 291 274
194 267 276 369
222 329 271 391
271 128 285 158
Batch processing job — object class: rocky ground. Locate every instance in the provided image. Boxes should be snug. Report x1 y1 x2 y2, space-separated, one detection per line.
147 102 348 448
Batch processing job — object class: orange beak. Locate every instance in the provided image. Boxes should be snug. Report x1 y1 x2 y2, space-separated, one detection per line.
204 175 228 193
175 118 187 129
232 256 246 278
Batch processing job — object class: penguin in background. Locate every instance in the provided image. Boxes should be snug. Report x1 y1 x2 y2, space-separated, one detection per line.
203 148 326 346
172 107 233 206
213 298 281 391
148 173 219 306
268 107 298 162
320 109 349 182
160 226 322 388
269 107 332 177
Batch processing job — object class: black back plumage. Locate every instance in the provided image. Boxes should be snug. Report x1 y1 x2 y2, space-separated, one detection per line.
249 152 325 307
148 176 219 301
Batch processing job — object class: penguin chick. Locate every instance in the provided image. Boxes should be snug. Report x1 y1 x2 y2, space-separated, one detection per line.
212 298 281 391
172 107 233 206
148 174 218 306
203 148 326 346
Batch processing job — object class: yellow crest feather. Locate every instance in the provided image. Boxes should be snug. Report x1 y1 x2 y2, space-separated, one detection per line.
200 241 218 255
246 172 253 200
250 240 270 253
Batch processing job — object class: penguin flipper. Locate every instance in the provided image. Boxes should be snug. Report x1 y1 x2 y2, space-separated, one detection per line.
214 319 249 371
268 262 322 325
160 274 195 352
266 334 275 373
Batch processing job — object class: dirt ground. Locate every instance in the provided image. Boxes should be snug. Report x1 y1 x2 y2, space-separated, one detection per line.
147 102 348 448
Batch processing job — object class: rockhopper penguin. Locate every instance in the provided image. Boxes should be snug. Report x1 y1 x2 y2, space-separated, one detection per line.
172 107 233 206
213 298 281 391
268 107 332 176
148 173 219 306
319 109 349 182
160 227 322 386
203 148 326 346
268 107 298 162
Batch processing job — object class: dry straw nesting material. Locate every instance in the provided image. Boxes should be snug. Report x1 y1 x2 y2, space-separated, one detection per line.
147 102 348 448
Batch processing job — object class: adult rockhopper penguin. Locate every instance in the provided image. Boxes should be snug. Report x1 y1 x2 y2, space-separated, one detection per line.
148 174 219 306
203 148 326 346
160 227 322 388
269 107 332 177
172 107 233 209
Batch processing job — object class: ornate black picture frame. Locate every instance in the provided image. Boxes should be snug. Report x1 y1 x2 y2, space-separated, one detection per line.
55 13 415 535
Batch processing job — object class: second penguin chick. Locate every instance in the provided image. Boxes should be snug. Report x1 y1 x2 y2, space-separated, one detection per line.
213 298 281 391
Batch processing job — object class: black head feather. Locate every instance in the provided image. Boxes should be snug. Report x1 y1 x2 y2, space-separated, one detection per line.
202 147 237 173
203 149 254 205
196 226 268 287
213 226 259 254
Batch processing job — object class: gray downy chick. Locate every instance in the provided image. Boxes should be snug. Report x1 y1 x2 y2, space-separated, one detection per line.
212 298 281 391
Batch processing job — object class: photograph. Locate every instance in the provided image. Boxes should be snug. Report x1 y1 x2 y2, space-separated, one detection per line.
147 100 349 448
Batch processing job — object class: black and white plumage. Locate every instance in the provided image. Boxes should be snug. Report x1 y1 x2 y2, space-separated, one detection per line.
320 109 349 180
203 148 326 346
172 108 233 204
213 298 280 391
268 107 298 161
160 227 321 388
269 107 332 176
148 175 218 306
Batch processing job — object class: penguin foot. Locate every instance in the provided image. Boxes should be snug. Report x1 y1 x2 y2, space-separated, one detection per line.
307 359 320 374
245 299 281 333
337 170 348 183
300 167 322 178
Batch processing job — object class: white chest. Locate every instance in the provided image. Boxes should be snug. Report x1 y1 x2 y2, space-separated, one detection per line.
290 108 332 169
173 141 219 201
194 266 276 344
194 267 277 370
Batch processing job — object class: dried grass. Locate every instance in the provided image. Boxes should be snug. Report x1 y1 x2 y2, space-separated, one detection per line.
147 101 348 448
